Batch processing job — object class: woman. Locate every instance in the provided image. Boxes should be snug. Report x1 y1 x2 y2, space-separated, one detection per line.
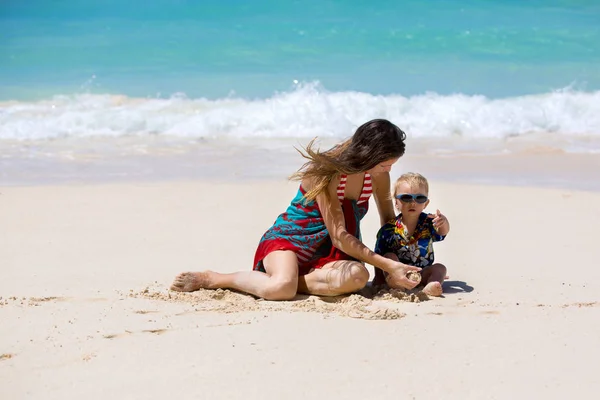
171 119 421 300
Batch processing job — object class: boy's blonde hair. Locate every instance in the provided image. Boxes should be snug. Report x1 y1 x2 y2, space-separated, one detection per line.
394 172 429 196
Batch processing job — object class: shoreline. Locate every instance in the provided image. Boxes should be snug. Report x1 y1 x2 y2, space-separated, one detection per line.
2 150 600 192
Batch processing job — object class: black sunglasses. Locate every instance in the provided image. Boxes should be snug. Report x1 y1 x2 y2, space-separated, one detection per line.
395 193 428 204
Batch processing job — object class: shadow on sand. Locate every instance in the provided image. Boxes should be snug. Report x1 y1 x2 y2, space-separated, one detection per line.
442 280 474 294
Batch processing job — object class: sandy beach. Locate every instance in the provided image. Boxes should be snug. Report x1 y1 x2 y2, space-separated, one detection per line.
1 175 599 399
3 0 600 397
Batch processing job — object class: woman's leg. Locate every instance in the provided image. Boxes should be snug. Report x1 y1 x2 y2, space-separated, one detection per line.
298 260 370 296
170 250 299 300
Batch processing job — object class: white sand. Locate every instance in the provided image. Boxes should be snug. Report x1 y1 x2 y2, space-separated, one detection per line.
1 179 599 399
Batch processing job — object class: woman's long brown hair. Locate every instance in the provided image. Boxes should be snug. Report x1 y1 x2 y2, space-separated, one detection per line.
290 119 407 202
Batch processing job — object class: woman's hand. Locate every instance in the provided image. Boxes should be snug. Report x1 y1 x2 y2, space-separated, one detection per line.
385 261 422 290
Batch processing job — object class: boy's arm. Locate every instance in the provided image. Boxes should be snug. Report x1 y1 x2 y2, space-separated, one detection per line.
431 209 450 237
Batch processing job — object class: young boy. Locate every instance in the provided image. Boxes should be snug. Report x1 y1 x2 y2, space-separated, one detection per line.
374 172 450 296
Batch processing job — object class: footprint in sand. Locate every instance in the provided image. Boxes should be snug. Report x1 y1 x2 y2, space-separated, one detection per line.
206 321 253 328
562 302 598 308
102 331 133 339
29 296 69 303
103 329 170 338
142 329 169 335
84 297 108 303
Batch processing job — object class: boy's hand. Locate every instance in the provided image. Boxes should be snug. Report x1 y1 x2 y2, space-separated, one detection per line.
428 209 449 234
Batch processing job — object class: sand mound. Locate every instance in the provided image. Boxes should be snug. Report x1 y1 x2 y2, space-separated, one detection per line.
127 284 430 320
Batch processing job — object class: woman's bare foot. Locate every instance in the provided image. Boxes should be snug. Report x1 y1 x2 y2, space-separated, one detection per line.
422 281 443 297
170 272 214 292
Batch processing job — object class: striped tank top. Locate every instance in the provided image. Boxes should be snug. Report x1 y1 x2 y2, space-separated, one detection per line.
336 172 372 204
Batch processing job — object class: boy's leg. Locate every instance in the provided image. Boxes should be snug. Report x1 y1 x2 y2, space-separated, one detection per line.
420 263 447 297
170 250 299 301
371 252 398 287
372 267 387 287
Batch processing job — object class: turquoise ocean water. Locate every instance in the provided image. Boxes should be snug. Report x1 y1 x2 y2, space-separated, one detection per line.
1 0 600 184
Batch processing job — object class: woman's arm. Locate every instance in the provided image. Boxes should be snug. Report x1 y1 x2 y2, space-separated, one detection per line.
370 171 398 285
371 171 396 226
315 176 406 274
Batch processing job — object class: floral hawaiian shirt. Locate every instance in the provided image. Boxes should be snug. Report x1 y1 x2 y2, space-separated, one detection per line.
375 212 446 267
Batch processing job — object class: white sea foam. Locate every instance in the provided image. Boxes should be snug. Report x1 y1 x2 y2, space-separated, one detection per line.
1 83 599 152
